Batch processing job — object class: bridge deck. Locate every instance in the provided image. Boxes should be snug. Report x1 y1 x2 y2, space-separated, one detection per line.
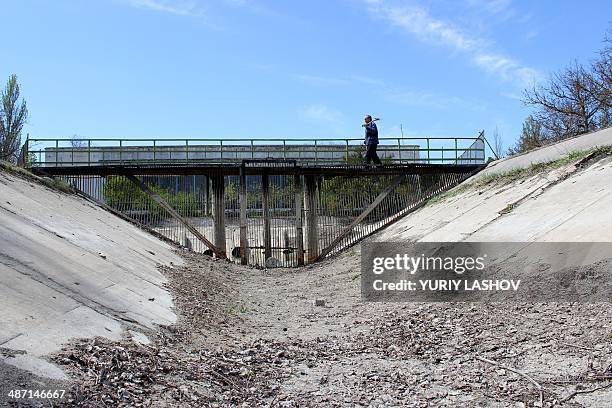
30 162 485 177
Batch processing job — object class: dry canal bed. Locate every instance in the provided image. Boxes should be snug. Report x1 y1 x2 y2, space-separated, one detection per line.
30 250 611 407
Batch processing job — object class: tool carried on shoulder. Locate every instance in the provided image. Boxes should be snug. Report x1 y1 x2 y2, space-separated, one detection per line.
361 117 380 127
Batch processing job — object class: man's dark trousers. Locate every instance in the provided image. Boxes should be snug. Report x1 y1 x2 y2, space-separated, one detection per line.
365 143 382 166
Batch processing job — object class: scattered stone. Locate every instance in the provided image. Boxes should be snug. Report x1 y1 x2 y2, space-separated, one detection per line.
265 257 280 268
0 347 26 358
129 330 151 346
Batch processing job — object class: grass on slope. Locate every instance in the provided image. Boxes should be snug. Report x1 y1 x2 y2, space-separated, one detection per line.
427 146 612 206
0 160 76 194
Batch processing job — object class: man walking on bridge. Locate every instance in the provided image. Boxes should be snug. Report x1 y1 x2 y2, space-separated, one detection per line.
363 115 382 167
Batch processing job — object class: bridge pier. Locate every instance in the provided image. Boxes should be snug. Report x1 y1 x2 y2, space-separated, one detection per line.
211 175 226 257
304 175 319 263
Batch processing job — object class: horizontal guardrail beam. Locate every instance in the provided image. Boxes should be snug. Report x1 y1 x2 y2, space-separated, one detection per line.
24 135 487 168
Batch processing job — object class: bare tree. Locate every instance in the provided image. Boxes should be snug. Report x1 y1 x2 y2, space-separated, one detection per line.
70 134 86 148
0 75 29 163
592 28 611 128
508 115 546 155
523 62 605 138
522 27 611 140
492 126 504 159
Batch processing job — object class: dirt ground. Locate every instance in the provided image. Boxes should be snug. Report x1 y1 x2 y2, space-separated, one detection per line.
25 247 607 408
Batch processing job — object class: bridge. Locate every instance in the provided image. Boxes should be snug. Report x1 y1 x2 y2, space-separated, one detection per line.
23 134 489 266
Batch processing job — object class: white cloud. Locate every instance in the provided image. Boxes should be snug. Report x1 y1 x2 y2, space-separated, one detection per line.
377 5 479 51
364 0 541 87
126 0 204 17
465 0 513 15
300 104 344 125
294 72 482 111
123 0 271 20
384 88 485 111
473 53 540 86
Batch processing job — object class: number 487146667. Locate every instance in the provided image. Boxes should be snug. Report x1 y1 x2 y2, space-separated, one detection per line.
8 389 66 399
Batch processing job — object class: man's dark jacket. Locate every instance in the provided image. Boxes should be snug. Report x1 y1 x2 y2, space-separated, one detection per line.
365 122 379 145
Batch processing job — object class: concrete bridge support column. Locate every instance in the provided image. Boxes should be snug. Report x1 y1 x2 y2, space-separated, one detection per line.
211 175 226 257
304 175 319 263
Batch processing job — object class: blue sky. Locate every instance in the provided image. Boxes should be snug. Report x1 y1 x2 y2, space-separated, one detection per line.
2 0 610 151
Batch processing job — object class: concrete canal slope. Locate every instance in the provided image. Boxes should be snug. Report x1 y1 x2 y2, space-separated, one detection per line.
377 126 612 243
0 166 182 381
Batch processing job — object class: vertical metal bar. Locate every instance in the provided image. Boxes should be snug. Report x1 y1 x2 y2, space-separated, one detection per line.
426 138 430 164
397 138 401 164
262 172 272 260
239 163 248 265
119 140 123 165
153 140 157 163
186 139 189 164
283 140 286 160
251 140 254 159
314 140 318 164
345 139 349 163
87 140 91 166
23 136 29 167
294 173 304 266
481 131 487 162
205 175 210 216
455 138 458 163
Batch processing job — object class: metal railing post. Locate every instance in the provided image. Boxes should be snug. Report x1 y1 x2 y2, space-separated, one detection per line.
119 140 123 165
88 140 91 166
314 140 318 164
455 138 458 163
397 138 401 164
186 139 189 164
345 139 349 163
24 136 29 167
153 140 157 162
426 138 430 164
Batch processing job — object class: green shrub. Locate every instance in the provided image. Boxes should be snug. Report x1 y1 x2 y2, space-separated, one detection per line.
103 176 201 219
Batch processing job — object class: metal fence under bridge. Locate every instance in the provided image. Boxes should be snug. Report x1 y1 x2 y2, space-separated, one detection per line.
24 135 487 267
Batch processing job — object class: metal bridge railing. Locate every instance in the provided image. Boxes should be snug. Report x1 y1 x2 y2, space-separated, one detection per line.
23 135 486 168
